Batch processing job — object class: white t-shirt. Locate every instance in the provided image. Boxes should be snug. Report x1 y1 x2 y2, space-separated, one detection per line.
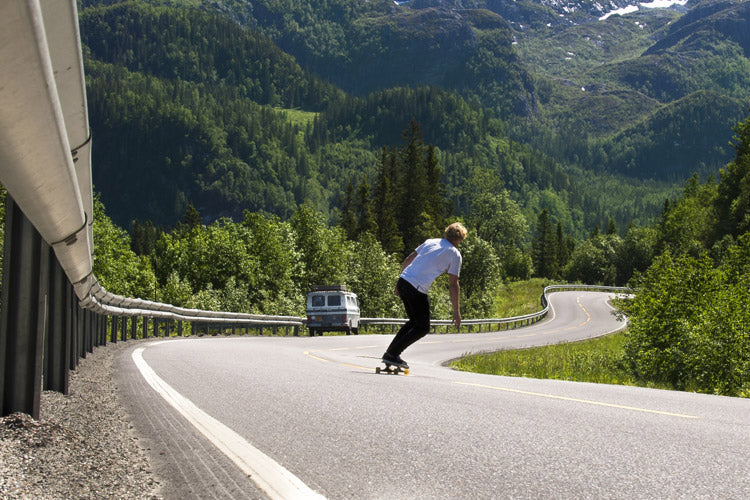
400 238 462 294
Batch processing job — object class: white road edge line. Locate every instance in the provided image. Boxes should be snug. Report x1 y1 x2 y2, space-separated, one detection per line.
132 343 327 500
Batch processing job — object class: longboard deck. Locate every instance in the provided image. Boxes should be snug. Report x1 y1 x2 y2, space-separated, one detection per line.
375 364 409 375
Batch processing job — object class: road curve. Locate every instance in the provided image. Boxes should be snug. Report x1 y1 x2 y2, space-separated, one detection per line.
116 291 750 499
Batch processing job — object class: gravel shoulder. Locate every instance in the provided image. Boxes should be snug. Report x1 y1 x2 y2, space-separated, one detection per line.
0 340 161 499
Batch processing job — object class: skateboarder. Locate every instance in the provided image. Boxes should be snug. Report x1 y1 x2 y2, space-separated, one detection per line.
382 222 467 368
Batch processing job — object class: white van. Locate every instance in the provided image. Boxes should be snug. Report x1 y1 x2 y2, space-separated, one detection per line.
306 285 360 336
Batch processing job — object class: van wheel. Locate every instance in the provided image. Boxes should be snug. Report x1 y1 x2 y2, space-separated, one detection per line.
352 328 359 335
309 328 316 337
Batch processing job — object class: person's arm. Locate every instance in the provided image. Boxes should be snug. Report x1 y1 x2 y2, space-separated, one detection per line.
394 251 418 295
449 273 461 328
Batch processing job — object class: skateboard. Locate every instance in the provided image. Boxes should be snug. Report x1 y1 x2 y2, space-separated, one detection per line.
375 362 409 375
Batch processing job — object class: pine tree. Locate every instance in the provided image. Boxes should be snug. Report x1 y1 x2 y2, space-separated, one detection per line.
399 119 430 252
374 147 404 255
532 208 559 278
424 143 447 232
556 221 570 271
182 204 202 231
607 217 618 236
356 180 377 236
368 121 451 256
341 180 357 239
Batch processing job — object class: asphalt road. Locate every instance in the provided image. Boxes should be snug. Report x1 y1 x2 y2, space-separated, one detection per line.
117 291 750 499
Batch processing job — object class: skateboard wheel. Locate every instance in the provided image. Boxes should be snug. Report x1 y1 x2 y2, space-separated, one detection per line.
404 369 409 375
375 367 381 374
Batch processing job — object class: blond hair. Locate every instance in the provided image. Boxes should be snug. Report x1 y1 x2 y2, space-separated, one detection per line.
444 222 467 242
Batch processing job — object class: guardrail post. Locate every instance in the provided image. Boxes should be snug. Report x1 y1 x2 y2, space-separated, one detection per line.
90 312 96 348
0 197 48 418
111 315 118 343
81 309 90 355
102 314 108 345
89 310 96 352
99 314 104 345
72 302 82 367
44 252 71 395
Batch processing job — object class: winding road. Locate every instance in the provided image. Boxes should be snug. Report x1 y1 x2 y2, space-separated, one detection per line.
116 291 750 499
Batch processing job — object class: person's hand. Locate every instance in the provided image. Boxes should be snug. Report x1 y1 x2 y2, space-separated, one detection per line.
393 285 400 296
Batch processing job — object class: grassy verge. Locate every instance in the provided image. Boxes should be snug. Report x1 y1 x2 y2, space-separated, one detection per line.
491 278 553 318
457 281 666 389
450 332 637 385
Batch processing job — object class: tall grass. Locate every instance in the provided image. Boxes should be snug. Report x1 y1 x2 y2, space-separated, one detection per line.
451 333 637 385
491 278 552 318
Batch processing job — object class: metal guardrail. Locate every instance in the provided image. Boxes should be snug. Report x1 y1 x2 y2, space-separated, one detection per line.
360 285 632 334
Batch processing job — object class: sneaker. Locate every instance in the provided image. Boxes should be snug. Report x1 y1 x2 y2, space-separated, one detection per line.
382 352 409 368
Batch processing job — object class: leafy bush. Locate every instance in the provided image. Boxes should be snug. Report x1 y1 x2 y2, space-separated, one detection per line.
623 237 750 396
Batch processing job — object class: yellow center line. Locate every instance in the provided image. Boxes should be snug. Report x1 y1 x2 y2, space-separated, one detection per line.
303 350 374 372
563 297 592 330
341 362 372 371
578 296 591 327
329 345 379 351
303 350 331 363
454 382 700 419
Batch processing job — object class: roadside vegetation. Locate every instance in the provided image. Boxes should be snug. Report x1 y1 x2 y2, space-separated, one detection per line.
491 278 552 318
451 332 644 387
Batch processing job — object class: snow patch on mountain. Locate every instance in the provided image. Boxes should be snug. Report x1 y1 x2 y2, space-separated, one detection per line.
599 0 688 20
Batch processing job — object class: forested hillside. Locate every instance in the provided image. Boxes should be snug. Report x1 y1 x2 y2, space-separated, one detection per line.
518 0 750 179
81 3 345 225
138 0 750 181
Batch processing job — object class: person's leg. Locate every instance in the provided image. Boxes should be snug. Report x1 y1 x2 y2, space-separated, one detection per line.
384 279 415 360
385 279 430 357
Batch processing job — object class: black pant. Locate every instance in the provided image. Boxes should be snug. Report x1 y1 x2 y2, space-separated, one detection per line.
386 278 431 357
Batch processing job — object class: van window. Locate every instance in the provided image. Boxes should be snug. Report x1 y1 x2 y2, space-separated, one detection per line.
328 295 341 307
311 295 325 307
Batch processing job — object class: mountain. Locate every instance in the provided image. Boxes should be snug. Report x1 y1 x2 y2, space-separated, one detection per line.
505 0 750 178
179 0 750 180
80 3 346 225
77 0 750 236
